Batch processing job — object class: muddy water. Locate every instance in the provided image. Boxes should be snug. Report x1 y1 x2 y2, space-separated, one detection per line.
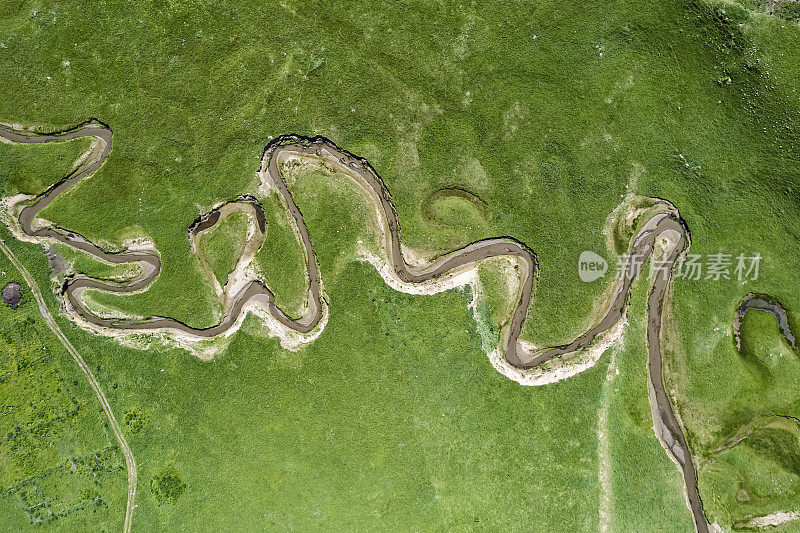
0 122 709 531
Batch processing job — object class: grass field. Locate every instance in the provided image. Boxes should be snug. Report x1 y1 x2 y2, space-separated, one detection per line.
0 197 696 531
1 0 800 529
667 303 800 527
197 211 250 288
0 136 91 197
252 194 308 319
0 251 126 530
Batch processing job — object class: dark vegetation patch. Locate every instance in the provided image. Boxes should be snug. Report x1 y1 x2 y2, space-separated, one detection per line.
122 407 150 433
743 426 800 475
150 464 186 505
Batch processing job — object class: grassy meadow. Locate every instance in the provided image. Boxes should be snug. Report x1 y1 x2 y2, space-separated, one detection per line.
1 0 800 529
0 195 696 531
197 211 249 288
0 136 91 197
0 244 126 531
252 194 309 319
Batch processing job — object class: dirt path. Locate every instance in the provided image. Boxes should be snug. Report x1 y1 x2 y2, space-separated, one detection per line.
0 236 137 533
0 121 708 531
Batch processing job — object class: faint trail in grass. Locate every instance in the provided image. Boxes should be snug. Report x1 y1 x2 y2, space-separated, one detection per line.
0 237 137 533
598 349 618 533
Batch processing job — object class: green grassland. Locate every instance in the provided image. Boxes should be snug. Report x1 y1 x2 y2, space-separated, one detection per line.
197 211 249 288
252 194 308 319
601 281 694 531
0 136 92 197
0 182 695 531
672 306 800 527
0 256 126 530
1 0 800 530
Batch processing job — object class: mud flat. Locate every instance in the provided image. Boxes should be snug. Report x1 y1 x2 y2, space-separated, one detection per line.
0 121 708 531
1 281 22 304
